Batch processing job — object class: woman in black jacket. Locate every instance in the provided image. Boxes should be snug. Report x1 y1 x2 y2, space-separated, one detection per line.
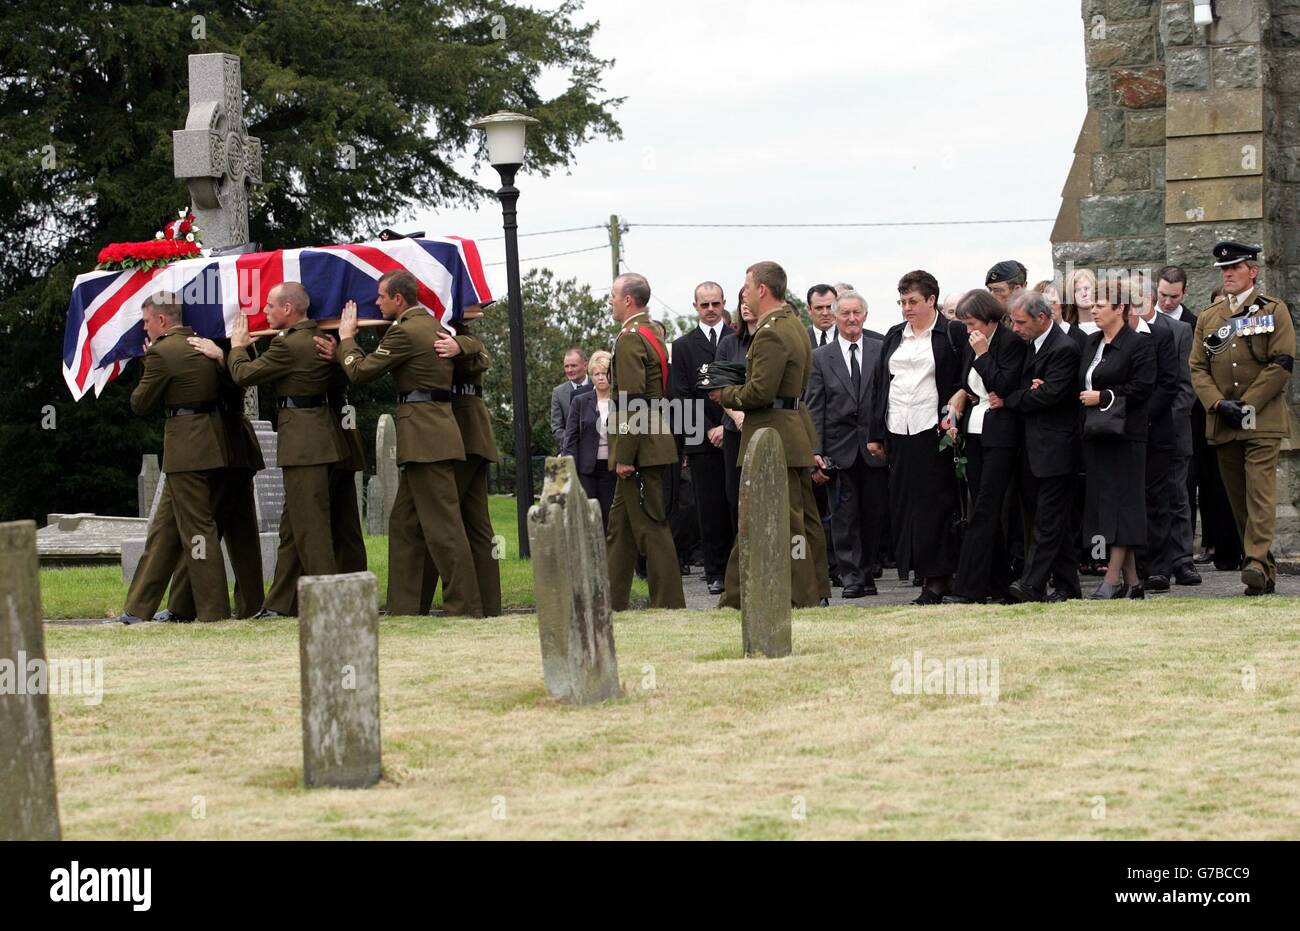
1079 285 1156 599
942 290 1027 604
561 349 617 530
716 290 758 533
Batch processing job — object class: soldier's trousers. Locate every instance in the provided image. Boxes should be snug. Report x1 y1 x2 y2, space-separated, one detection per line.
1216 438 1279 581
719 466 826 610
260 464 337 614
388 461 482 617
168 468 263 618
264 466 366 615
125 470 229 622
418 455 502 617
607 464 686 611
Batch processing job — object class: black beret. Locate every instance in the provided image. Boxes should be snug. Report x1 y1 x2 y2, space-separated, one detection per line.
1213 241 1261 267
695 360 746 390
986 260 1026 286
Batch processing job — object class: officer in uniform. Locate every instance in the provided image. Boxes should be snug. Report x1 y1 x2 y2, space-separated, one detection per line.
159 339 266 620
414 307 502 616
335 269 483 617
115 291 230 624
228 281 349 613
1189 241 1296 595
711 261 831 609
606 272 687 611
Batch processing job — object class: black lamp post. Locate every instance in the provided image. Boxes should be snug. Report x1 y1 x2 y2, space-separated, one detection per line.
470 111 539 558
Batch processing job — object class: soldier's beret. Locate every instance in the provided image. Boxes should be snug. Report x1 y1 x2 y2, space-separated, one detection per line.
985 260 1026 286
377 228 426 241
695 360 746 389
1213 241 1261 267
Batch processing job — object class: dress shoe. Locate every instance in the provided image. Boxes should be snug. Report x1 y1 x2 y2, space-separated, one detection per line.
1241 564 1267 594
1144 575 1170 593
1046 590 1073 603
1173 565 1202 586
1245 578 1276 597
106 613 144 625
818 597 830 608
1193 550 1216 565
872 565 883 579
911 588 944 606
1006 581 1043 604
707 579 725 596
842 585 869 598
830 573 844 588
252 608 288 619
862 582 878 596
911 574 923 587
679 562 691 576
1088 582 1128 600
152 609 195 623
941 594 977 604
1127 583 1145 600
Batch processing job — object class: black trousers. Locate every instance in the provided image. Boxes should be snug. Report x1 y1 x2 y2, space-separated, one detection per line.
1138 445 1174 580
687 451 734 582
953 440 1017 602
829 456 888 589
1020 467 1081 598
578 460 619 532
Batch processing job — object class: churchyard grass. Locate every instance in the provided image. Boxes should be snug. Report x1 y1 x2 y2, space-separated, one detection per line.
43 597 1300 839
38 496 648 618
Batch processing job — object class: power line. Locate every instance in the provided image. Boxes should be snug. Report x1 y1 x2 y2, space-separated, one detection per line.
626 218 1054 230
479 224 607 242
484 243 608 267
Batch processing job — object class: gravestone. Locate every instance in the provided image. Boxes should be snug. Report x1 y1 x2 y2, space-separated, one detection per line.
375 415 398 534
251 420 284 533
354 472 364 531
526 456 620 704
137 455 160 518
739 428 791 659
365 476 385 536
0 521 61 840
172 52 262 250
36 513 148 564
297 571 381 788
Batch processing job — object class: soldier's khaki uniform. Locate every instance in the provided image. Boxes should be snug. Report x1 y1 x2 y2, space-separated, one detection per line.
717 305 830 609
607 310 686 611
339 305 482 617
263 367 368 615
418 327 502 616
123 325 231 622
167 361 266 618
230 318 349 600
1190 286 1296 588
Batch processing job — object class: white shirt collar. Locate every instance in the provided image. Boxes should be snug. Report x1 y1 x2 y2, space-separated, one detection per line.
904 314 938 339
1057 320 1070 334
571 376 591 389
701 322 722 342
839 334 863 366
1033 327 1051 353
1135 316 1151 334
1160 305 1185 321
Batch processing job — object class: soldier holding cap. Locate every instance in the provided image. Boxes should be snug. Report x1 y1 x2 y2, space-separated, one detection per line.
1189 241 1297 595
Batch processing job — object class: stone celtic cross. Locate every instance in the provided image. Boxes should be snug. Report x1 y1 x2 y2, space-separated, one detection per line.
172 53 262 250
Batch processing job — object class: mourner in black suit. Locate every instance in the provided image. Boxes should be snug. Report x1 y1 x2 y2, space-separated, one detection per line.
942 291 1027 604
806 284 841 585
1079 288 1156 599
561 351 617 530
998 291 1083 602
805 290 886 597
670 282 736 595
869 270 966 604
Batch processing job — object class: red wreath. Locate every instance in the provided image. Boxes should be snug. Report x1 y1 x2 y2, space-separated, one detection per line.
96 210 204 271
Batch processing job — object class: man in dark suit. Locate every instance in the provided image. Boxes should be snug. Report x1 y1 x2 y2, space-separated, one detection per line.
807 283 838 348
670 281 735 595
805 290 886 597
833 282 884 341
549 349 592 450
1132 278 1182 593
1156 265 1203 585
997 290 1082 603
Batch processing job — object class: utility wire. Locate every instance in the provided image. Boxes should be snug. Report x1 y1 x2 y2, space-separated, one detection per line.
484 243 608 266
479 224 607 242
626 218 1054 229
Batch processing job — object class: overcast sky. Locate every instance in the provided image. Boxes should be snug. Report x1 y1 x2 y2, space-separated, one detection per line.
408 0 1087 330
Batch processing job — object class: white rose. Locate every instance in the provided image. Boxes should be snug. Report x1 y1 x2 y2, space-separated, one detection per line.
155 231 164 240
178 208 187 218
185 233 195 242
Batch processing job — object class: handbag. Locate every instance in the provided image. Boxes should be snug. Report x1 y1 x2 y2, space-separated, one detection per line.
1084 390 1127 439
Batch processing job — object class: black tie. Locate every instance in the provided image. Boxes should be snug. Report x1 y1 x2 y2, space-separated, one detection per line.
709 327 717 350
849 342 861 396
819 330 828 347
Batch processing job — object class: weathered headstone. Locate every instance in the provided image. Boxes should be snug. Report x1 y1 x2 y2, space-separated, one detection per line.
251 419 284 533
526 456 620 704
365 476 385 536
739 427 791 659
36 513 149 564
0 521 61 840
137 455 160 518
172 52 262 250
376 415 398 534
297 571 381 788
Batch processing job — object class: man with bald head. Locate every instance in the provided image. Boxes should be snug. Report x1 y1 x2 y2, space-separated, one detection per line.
228 281 350 614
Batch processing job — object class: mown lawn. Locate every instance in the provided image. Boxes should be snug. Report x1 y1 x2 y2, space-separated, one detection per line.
40 597 1300 839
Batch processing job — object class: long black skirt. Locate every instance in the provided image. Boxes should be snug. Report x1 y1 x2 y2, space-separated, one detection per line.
887 430 960 578
1082 437 1146 548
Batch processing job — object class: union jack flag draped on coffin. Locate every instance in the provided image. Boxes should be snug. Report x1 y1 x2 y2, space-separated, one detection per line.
62 236 493 401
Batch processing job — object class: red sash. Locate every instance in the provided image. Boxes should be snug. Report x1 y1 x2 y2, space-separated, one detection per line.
619 322 670 393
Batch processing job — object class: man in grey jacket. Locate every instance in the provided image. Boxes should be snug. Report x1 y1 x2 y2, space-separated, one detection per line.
549 348 592 450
